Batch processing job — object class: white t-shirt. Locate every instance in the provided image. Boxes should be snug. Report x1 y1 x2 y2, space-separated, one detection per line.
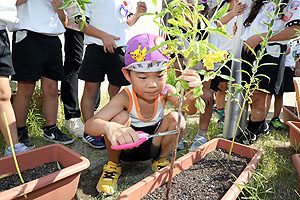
218 4 237 53
241 1 300 45
0 0 17 26
84 0 134 47
7 0 65 35
241 2 285 43
285 52 296 67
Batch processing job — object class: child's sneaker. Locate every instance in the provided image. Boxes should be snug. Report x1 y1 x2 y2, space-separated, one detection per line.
82 133 105 149
64 118 84 138
43 126 74 145
177 138 184 150
217 118 225 128
4 143 30 157
235 128 256 145
152 157 170 172
269 117 283 130
190 135 207 151
18 127 35 149
96 161 121 195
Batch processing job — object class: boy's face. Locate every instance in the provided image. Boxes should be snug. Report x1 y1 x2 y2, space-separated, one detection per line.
122 69 167 101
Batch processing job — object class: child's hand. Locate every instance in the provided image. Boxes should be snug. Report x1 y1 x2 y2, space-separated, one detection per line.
51 0 63 12
106 122 139 147
231 0 247 17
233 22 237 35
201 89 214 106
179 70 201 89
102 32 120 54
243 34 263 54
136 2 147 16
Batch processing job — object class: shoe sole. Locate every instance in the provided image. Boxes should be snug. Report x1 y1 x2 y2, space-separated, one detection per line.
43 136 74 145
82 137 106 149
96 183 117 195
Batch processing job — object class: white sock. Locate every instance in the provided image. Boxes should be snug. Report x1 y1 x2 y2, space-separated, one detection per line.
197 129 207 137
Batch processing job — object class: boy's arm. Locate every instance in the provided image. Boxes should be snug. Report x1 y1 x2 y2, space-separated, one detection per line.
51 0 68 27
16 0 27 6
127 1 147 27
82 24 120 54
85 91 139 146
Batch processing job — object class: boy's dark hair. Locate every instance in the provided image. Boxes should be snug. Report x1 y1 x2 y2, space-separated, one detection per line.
244 0 289 27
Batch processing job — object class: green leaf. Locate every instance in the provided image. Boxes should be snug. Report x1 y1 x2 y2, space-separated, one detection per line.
69 12 80 19
152 0 157 6
179 79 189 90
219 74 235 81
213 3 230 20
193 84 203 98
175 81 182 94
147 40 175 54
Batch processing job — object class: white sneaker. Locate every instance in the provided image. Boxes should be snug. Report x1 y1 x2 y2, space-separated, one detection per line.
65 118 84 138
190 135 207 151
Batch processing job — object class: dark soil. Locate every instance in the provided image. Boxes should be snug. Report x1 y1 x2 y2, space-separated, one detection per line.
142 149 250 200
0 161 62 192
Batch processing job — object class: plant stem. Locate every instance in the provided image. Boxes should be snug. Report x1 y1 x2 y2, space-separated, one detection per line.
166 93 183 200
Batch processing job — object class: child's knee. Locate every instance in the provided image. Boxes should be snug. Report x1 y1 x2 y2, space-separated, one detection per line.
0 88 11 102
165 112 186 130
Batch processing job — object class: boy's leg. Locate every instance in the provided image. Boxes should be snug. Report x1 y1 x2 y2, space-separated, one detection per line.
41 76 58 126
41 76 74 144
152 112 185 157
151 112 185 171
97 111 129 194
108 83 121 99
81 81 105 148
190 97 214 151
216 82 227 127
270 94 284 130
0 77 30 156
13 81 36 149
237 91 269 144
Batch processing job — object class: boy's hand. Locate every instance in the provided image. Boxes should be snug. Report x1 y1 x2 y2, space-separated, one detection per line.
136 2 147 16
231 0 247 17
102 33 120 53
51 0 63 12
179 70 201 89
106 122 139 147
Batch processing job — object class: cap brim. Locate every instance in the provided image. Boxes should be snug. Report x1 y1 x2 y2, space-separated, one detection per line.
126 60 169 72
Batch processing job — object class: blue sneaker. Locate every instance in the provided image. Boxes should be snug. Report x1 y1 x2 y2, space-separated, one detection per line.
190 135 207 151
4 143 30 157
82 133 105 149
177 139 184 150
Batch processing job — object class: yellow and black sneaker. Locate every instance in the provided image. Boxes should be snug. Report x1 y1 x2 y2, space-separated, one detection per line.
152 157 170 172
96 161 121 195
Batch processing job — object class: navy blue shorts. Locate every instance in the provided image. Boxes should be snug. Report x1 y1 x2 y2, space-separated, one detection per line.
79 44 130 86
12 30 64 82
119 121 162 162
0 30 15 76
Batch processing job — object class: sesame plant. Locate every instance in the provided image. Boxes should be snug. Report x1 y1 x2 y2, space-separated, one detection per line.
59 0 91 30
146 0 233 199
147 0 285 199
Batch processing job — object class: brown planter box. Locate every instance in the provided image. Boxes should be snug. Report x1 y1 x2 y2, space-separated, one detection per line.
288 121 300 153
283 105 300 124
292 154 300 193
0 144 90 200
118 138 262 200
